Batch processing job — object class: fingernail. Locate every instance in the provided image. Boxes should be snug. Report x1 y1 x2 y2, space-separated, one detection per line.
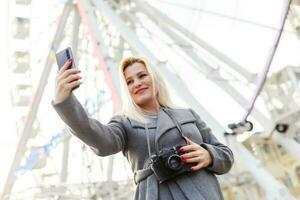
188 167 193 172
179 148 185 152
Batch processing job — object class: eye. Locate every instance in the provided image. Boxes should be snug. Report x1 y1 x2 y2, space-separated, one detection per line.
126 80 133 85
139 73 147 78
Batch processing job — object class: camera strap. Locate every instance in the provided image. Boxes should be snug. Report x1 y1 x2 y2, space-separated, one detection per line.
163 108 188 145
145 124 153 160
144 108 187 161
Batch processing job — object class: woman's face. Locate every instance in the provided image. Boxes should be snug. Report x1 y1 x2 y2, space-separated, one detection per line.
124 62 157 108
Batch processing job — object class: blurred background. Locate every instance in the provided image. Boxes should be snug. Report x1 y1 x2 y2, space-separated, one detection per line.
1 0 300 199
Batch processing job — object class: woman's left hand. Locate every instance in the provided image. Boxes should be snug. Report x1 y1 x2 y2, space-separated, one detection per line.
179 136 212 172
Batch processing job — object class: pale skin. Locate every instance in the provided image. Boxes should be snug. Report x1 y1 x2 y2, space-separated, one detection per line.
53 59 82 104
54 60 212 172
123 62 160 114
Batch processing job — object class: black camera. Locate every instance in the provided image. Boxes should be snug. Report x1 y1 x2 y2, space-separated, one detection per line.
151 145 194 183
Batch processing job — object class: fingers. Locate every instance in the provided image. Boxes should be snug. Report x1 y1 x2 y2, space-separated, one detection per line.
179 136 211 171
180 151 198 159
56 59 80 79
56 59 82 88
61 73 82 85
185 157 201 163
181 151 205 163
189 163 205 171
56 71 82 93
65 79 82 90
181 147 212 171
180 143 201 153
180 145 205 164
58 59 72 73
57 68 81 82
184 136 193 145
184 154 207 163
56 65 82 91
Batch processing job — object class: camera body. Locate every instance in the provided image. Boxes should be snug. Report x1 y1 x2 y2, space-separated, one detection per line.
151 145 194 183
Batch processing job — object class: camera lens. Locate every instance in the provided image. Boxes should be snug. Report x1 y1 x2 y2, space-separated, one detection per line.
167 155 183 171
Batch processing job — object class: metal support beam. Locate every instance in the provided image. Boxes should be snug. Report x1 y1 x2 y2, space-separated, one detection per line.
60 133 71 183
71 4 81 63
92 0 224 136
76 0 121 111
59 5 81 184
1 1 73 198
75 2 121 196
126 8 273 131
134 0 256 83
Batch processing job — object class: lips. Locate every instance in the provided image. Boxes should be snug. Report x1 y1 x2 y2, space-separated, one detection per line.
134 87 147 94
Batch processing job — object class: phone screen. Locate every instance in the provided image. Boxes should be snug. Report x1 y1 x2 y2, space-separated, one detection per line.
55 47 75 70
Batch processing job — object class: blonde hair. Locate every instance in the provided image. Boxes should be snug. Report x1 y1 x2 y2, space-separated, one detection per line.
118 56 176 123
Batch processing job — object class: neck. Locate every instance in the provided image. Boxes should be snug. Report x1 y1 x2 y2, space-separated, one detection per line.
140 100 160 114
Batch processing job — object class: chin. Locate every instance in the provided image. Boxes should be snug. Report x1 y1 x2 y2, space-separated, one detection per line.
134 95 153 107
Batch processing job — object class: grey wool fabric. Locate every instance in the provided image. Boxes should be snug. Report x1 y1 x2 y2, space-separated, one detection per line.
52 93 234 200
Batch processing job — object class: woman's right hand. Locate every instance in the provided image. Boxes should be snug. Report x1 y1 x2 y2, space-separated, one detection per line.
53 59 82 104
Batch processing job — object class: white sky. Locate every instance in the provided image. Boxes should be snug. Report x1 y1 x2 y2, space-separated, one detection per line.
1 0 300 196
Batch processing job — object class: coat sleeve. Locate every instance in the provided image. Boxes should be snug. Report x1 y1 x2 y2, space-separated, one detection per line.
189 109 234 175
51 93 127 156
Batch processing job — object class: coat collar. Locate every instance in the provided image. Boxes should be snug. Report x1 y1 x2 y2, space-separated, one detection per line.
127 107 174 131
128 117 157 129
128 107 196 146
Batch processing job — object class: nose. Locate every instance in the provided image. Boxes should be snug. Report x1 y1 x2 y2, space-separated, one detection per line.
134 79 142 88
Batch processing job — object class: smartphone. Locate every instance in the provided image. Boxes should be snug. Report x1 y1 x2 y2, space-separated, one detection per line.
55 47 76 70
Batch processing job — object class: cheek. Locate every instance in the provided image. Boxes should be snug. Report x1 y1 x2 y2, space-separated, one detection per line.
128 86 134 96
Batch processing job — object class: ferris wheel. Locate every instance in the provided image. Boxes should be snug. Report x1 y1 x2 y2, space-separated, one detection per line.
2 0 300 199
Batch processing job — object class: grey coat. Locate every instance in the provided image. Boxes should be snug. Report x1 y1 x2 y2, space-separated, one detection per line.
52 94 234 200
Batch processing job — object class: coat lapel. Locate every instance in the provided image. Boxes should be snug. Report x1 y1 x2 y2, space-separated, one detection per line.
155 108 197 150
155 108 177 147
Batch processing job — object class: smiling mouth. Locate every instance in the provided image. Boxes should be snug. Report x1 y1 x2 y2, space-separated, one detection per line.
135 88 147 94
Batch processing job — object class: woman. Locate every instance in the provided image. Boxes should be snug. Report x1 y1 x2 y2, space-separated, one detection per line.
52 56 234 200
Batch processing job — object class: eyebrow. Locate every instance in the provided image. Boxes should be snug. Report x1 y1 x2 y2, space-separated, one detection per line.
125 71 147 80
